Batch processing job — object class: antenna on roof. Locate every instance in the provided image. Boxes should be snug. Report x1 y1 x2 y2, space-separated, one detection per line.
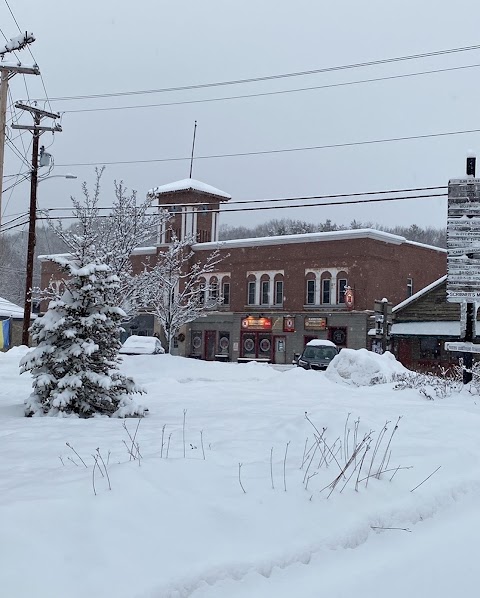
189 120 197 179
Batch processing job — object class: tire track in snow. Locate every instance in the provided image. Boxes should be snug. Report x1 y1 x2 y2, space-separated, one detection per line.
138 477 480 598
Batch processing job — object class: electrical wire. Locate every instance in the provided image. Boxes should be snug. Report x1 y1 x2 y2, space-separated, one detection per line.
40 185 448 213
61 63 480 115
3 0 53 113
33 42 480 103
20 192 447 227
55 127 480 168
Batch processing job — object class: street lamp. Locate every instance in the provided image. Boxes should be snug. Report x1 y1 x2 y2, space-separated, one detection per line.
22 172 77 345
38 173 77 183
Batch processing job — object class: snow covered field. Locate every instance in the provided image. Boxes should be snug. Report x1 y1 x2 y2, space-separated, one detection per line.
1 348 480 598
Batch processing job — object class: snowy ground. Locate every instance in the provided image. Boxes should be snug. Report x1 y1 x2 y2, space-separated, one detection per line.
1 348 480 598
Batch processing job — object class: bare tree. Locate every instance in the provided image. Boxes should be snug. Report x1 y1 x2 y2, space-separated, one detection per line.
47 167 170 316
138 234 224 352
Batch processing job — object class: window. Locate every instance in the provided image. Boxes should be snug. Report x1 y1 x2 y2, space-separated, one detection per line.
198 281 206 304
222 282 230 305
209 282 219 300
322 279 330 304
338 279 347 303
275 280 283 305
407 278 413 298
306 279 315 305
261 280 269 305
247 281 256 305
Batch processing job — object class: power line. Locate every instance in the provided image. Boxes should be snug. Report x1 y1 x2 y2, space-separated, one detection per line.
25 192 447 225
61 63 480 115
56 127 480 168
3 0 53 113
33 42 480 103
39 185 447 213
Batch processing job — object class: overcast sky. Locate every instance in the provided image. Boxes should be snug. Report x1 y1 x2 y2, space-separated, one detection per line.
3 0 480 232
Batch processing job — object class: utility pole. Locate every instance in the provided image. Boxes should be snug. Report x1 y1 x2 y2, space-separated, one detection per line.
11 103 61 345
0 32 38 229
0 62 39 229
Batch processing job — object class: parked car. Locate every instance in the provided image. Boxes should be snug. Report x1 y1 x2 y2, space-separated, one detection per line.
119 335 165 355
296 339 339 370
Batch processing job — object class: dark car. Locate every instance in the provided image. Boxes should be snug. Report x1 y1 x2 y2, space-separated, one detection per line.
296 339 339 370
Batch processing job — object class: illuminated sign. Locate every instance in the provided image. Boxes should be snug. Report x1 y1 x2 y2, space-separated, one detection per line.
241 316 272 331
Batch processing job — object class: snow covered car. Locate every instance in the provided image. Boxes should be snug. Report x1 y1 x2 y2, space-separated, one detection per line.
119 335 165 355
296 339 338 371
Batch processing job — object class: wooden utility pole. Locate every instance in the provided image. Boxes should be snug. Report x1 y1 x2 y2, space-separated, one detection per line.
12 103 61 345
0 61 39 229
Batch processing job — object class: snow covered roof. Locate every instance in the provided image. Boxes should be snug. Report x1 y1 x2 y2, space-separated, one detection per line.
393 275 447 313
192 229 448 252
368 321 460 337
0 296 24 319
148 178 231 200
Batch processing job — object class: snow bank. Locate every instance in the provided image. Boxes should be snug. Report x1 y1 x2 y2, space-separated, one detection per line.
325 348 407 386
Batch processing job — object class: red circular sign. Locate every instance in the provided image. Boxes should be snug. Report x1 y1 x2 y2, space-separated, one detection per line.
345 288 354 309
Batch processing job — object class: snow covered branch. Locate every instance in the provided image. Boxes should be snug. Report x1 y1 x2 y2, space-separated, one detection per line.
136 234 226 352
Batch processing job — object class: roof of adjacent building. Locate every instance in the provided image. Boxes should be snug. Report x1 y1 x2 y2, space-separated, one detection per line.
390 321 460 337
147 178 231 200
192 228 448 252
393 275 447 313
0 296 24 319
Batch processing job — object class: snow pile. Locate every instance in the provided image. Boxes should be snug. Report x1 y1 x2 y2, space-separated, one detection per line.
325 348 407 386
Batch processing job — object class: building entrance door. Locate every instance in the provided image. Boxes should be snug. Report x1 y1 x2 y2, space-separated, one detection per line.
273 336 286 364
204 330 216 360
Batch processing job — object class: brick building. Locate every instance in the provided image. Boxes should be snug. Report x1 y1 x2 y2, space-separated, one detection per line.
145 179 447 363
40 178 447 363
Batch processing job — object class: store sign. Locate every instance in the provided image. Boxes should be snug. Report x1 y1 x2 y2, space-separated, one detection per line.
445 342 480 353
283 316 295 332
304 316 327 330
241 316 272 331
447 178 480 303
344 286 354 309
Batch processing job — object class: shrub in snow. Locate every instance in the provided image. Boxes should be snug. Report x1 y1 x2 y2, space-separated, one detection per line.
20 258 145 417
394 367 463 400
325 349 407 386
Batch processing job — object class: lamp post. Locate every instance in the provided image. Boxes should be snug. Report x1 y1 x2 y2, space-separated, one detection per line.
22 173 77 346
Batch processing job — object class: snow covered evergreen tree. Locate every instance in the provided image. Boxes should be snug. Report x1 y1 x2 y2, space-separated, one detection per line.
19 170 162 417
20 258 144 417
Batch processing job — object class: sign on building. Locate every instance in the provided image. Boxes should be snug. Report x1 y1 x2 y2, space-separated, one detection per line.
304 316 327 330
447 178 480 302
241 316 272 331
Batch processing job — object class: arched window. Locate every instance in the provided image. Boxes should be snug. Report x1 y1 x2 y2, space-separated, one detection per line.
321 271 332 305
305 272 316 305
274 273 284 306
221 276 231 306
198 277 207 304
260 274 270 305
337 271 348 304
247 274 256 305
209 276 219 301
